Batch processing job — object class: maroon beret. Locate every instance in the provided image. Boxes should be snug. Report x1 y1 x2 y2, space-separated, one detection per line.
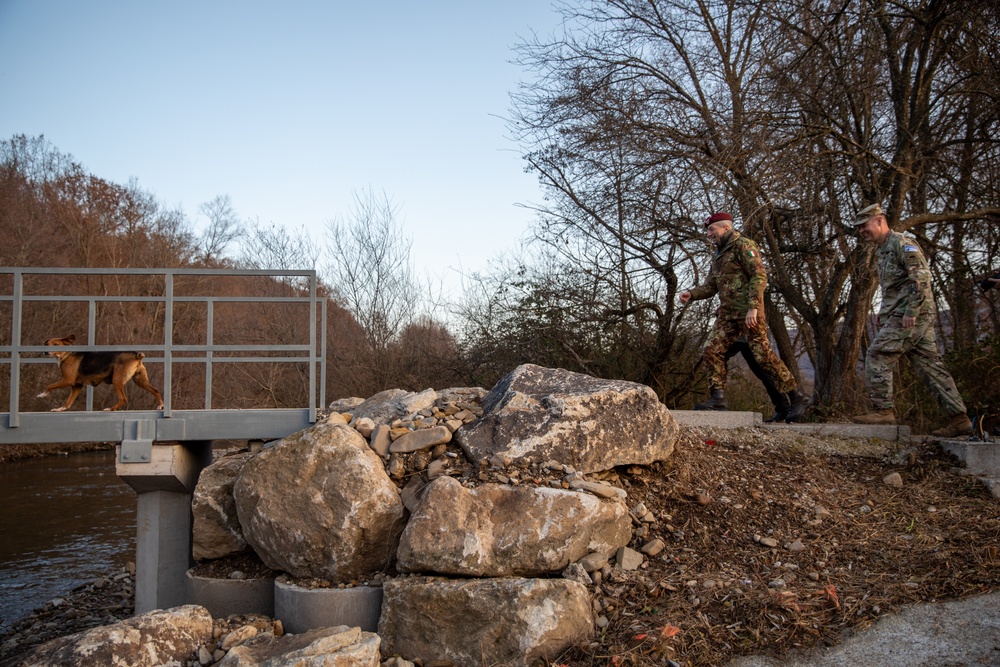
705 212 733 227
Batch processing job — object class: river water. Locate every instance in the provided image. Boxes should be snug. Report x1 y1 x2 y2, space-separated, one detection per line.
0 450 135 632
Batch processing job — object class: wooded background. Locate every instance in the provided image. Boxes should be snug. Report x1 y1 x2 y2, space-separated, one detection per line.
2 0 997 429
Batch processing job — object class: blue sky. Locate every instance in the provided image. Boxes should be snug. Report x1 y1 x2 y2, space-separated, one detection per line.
0 1 565 295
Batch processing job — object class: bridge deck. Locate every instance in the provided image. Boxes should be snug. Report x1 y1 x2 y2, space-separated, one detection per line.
0 409 315 445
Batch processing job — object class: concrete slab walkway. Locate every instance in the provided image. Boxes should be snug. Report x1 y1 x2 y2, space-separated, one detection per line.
727 591 1000 667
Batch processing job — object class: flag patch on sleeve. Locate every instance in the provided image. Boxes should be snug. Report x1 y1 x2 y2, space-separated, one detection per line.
903 245 919 252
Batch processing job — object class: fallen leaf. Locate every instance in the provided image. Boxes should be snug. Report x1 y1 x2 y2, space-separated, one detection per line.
634 633 648 641
824 584 840 610
660 624 681 638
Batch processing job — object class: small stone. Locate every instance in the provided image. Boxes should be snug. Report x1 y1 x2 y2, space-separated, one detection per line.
788 539 806 552
390 426 452 453
596 615 609 629
695 492 711 505
768 578 786 588
228 570 246 580
883 472 904 488
273 619 283 636
368 425 392 458
354 417 376 438
426 458 448 480
808 572 820 581
616 546 644 571
814 505 831 519
578 552 610 573
198 646 214 665
221 624 258 650
759 537 778 548
640 539 665 557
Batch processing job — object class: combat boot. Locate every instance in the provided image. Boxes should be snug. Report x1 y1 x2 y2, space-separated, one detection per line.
764 392 790 423
931 413 973 438
785 389 808 423
694 388 728 411
852 409 895 425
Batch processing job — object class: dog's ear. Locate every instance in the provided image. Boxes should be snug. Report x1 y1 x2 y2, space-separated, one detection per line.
65 335 76 343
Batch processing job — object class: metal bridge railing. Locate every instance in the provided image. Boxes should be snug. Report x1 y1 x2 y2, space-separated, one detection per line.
0 267 326 429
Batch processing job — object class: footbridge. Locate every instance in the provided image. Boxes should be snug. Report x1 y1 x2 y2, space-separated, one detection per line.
1 267 326 447
1 267 328 612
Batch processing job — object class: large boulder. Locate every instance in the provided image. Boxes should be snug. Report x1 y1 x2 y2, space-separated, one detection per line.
456 364 678 473
397 476 631 576
378 577 593 667
233 422 405 580
10 605 212 667
217 625 380 667
192 452 253 561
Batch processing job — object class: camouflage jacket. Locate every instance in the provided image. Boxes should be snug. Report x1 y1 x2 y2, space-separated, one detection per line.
877 231 933 320
687 230 767 320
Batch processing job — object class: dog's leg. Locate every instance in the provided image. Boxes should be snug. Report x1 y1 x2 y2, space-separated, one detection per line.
105 373 129 411
38 377 77 400
131 365 165 410
54 384 84 412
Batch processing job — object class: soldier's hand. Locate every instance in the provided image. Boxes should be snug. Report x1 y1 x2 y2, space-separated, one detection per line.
902 315 916 328
680 291 692 304
745 308 759 327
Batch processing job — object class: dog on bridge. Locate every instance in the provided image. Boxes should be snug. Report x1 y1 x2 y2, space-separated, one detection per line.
37 335 164 412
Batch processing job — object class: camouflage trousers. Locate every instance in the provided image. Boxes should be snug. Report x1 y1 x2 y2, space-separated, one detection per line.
865 314 967 415
703 318 797 394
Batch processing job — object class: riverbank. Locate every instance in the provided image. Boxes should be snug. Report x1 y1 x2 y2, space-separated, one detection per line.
0 442 113 463
0 564 134 665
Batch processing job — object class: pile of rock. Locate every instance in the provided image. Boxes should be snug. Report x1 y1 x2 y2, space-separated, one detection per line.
11 364 682 667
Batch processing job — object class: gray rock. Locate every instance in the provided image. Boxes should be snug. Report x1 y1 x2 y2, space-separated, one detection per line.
616 546 644 571
378 576 593 667
11 605 212 667
350 389 438 427
456 364 678 473
217 625 380 666
233 421 405 580
397 476 631 577
192 452 253 561
388 426 452 453
369 424 392 458
327 397 365 413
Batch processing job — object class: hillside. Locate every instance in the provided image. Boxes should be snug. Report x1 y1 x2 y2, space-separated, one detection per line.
1 427 997 667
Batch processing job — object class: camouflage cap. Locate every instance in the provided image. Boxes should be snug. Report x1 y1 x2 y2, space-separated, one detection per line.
852 203 884 226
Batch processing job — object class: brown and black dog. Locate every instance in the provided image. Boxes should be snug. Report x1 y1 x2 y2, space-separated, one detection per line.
37 335 164 412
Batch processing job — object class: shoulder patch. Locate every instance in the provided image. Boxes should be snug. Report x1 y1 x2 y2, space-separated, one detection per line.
746 249 758 259
903 245 919 253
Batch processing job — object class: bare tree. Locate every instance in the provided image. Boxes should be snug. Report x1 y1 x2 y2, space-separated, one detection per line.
197 195 243 263
324 188 419 392
505 0 1000 414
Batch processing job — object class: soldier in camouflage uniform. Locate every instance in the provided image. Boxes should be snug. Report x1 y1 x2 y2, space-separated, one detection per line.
680 212 807 421
851 203 972 438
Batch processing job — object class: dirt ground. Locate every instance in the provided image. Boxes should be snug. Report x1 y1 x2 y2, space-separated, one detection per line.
553 426 1000 666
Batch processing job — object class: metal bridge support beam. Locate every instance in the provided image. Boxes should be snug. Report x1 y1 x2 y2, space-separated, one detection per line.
116 440 213 614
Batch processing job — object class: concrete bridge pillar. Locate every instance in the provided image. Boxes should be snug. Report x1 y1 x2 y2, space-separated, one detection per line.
115 440 212 614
